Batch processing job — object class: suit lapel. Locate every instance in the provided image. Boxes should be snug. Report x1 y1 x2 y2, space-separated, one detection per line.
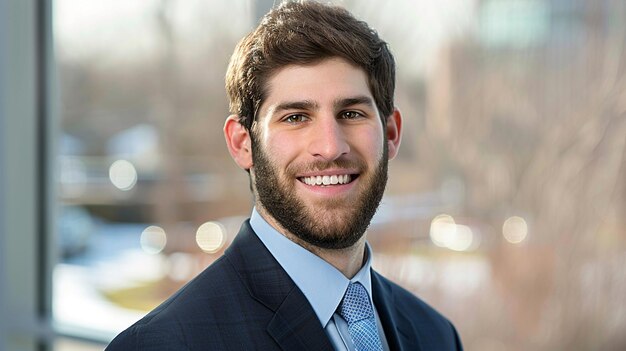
225 221 334 351
267 287 334 351
371 270 422 351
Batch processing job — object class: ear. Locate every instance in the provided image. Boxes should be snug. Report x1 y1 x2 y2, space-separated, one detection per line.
385 108 402 160
224 115 253 170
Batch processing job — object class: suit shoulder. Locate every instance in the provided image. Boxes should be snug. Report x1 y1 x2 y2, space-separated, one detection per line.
147 255 242 317
373 272 454 330
106 255 243 349
106 322 189 350
373 272 463 350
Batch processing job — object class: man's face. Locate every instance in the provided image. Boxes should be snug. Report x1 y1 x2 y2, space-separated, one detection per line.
250 58 391 250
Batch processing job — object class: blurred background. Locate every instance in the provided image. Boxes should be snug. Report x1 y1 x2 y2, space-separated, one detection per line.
1 0 625 350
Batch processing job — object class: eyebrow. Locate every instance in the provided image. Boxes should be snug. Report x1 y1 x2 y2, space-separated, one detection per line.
272 95 375 115
274 100 319 113
334 96 375 110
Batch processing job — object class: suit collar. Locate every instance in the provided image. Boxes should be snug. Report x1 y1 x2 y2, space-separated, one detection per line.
225 221 334 351
250 208 378 327
372 270 422 351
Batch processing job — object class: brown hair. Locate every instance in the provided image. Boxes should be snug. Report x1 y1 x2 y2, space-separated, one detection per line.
225 0 396 130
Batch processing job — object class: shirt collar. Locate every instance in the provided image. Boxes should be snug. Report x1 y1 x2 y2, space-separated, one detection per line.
250 207 374 327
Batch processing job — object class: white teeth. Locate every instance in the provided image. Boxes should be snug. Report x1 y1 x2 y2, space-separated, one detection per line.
301 174 352 186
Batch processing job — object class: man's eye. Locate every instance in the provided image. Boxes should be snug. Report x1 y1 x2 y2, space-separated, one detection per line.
284 114 307 123
340 111 363 119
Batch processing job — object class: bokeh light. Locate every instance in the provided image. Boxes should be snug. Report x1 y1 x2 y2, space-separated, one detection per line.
447 224 475 251
503 216 528 244
140 225 167 254
430 214 478 251
196 221 226 253
108 159 137 191
430 214 457 248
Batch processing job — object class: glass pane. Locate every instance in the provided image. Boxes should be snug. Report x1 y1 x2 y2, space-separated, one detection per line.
53 0 626 349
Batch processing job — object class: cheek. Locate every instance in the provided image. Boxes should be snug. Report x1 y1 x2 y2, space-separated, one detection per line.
350 128 385 159
262 131 301 167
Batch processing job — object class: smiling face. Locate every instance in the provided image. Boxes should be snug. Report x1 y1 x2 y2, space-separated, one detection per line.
226 57 402 250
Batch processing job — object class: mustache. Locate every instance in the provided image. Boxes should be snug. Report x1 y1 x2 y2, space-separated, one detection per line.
285 158 366 175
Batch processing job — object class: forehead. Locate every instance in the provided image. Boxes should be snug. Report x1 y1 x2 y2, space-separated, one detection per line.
258 58 373 116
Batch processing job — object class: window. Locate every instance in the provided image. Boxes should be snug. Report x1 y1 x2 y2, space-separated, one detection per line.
53 0 626 349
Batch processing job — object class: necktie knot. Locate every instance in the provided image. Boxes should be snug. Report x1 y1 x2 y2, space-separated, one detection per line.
339 282 383 351
340 282 374 323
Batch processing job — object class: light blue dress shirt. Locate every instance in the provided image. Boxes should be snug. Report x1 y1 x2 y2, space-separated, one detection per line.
250 208 390 351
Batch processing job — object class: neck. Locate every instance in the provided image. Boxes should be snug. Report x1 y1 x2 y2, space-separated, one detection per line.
305 237 367 279
256 205 367 278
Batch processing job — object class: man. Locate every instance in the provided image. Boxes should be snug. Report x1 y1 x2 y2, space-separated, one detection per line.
107 1 462 350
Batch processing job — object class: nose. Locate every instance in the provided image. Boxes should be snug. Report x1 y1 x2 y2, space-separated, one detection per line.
307 117 350 161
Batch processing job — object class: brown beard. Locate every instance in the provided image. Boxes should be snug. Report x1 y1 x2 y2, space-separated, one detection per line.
251 138 388 250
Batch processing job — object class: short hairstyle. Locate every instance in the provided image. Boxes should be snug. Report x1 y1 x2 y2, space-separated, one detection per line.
225 0 396 130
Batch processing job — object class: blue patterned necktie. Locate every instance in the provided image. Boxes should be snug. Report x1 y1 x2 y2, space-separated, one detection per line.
339 282 383 351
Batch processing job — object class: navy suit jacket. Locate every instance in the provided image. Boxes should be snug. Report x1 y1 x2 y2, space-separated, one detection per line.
107 220 462 350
